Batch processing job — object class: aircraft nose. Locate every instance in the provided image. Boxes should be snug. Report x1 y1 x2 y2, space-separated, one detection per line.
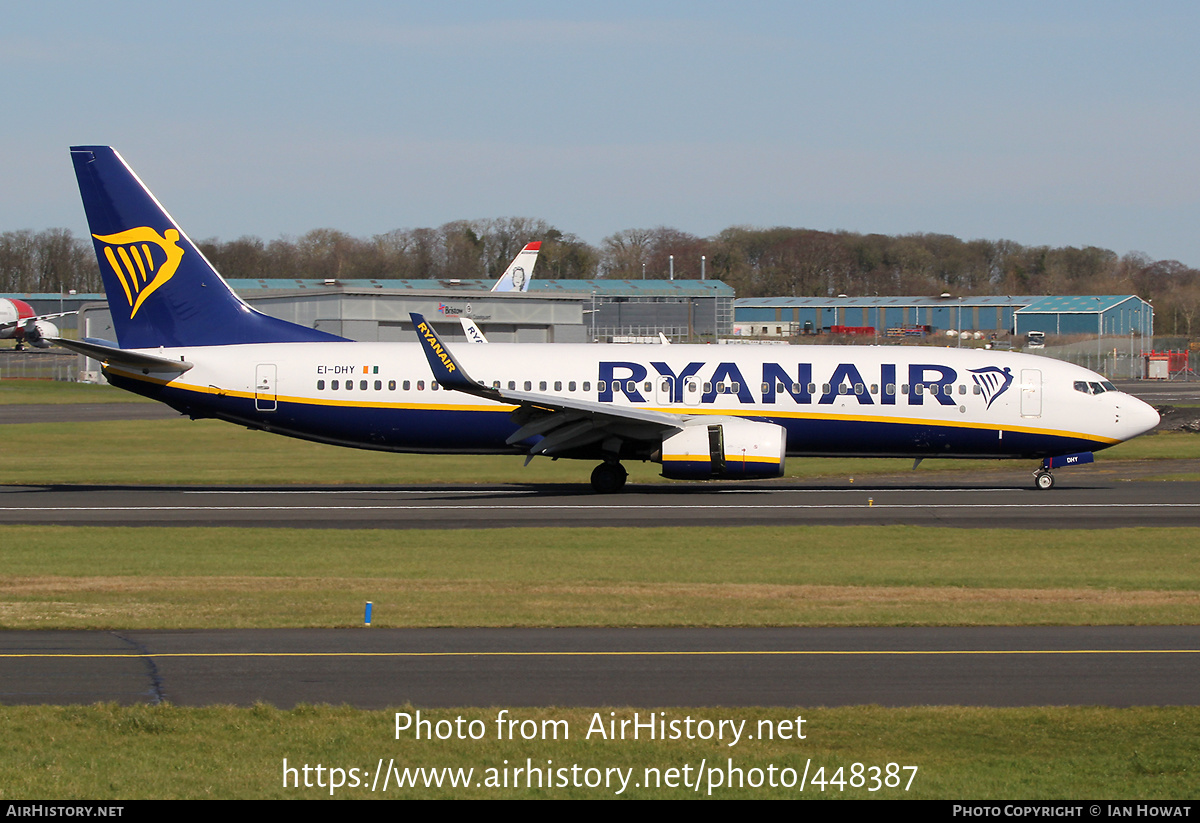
1121 396 1160 439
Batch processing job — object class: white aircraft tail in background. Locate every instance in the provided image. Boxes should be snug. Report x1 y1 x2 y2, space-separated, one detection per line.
490 242 540 293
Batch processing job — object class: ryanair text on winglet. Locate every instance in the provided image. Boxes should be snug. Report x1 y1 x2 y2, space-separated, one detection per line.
417 321 457 374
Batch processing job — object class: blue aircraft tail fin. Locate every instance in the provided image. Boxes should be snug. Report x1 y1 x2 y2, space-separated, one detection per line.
70 146 346 348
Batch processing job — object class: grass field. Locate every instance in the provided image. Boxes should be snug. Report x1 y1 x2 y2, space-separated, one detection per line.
2 704 1196 799
2 381 1198 799
3 524 1198 629
0 379 154 405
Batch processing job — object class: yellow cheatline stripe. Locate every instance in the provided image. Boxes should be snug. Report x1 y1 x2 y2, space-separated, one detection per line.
661 456 780 465
105 370 1116 445
3 649 1198 660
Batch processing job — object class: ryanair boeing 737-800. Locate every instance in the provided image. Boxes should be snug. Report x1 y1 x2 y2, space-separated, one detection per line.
57 146 1159 492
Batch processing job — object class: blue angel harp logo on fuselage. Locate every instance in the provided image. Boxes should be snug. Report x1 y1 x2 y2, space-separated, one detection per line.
969 366 1014 409
93 227 186 318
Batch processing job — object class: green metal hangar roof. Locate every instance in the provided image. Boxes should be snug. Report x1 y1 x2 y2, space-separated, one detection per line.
1013 295 1153 337
734 295 1034 334
734 294 1153 337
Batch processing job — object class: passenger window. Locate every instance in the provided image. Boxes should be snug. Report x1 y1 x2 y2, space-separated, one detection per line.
822 383 830 394
644 381 652 393
703 382 712 393
374 380 382 391
540 381 547 391
973 384 981 395
508 381 516 390
915 384 924 395
929 384 938 396
626 381 636 393
524 381 532 391
317 380 325 390
417 380 425 391
346 381 353 391
808 383 817 394
402 380 410 391
569 381 577 391
958 384 966 395
838 384 849 395
597 381 605 392
901 384 909 395
886 384 895 396
791 383 801 393
731 382 740 393
870 384 878 394
492 380 501 389
431 381 439 391
761 383 770 393
388 380 396 390
554 381 562 391
359 380 367 390
855 383 864 395
584 382 592 392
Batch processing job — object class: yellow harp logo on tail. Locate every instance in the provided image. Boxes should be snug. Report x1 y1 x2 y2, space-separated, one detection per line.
93 227 185 318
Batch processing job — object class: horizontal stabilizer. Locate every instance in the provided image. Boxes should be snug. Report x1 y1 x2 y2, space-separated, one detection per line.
50 337 193 373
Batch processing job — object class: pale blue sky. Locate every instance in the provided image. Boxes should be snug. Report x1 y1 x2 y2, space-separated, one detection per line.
6 1 1199 266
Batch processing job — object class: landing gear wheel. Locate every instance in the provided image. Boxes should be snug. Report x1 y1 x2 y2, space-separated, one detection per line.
590 462 628 493
1034 471 1054 490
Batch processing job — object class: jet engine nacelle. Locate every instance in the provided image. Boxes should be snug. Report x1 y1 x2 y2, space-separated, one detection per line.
660 417 786 480
25 320 58 348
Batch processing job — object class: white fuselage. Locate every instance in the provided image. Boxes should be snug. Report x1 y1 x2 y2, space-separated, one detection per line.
104 341 1159 460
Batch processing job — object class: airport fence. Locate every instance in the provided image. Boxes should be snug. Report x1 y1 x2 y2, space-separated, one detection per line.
0 350 80 382
1033 340 1196 381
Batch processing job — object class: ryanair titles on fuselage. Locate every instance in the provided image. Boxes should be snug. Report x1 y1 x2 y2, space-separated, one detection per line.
597 359 1015 408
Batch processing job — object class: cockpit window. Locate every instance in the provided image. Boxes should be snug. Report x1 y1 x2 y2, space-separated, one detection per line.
1075 381 1112 395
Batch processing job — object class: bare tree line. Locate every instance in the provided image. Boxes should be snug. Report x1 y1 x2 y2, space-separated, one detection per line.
5 221 1200 335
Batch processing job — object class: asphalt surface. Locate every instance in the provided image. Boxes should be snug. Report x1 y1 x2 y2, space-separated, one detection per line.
3 476 1200 529
4 627 1198 708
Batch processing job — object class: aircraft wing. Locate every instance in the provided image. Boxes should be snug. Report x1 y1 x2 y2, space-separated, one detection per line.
0 310 77 333
410 313 682 458
50 337 194 374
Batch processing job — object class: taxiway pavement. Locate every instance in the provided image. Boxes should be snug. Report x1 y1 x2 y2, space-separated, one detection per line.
3 627 1197 708
3 477 1200 529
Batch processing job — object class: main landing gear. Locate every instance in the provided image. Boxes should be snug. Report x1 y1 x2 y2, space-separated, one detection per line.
590 462 628 493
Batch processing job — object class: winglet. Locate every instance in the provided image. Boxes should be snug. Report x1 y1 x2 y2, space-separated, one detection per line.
410 313 493 395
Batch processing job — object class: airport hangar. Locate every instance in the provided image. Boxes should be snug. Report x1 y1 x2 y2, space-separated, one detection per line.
69 277 734 350
732 294 1153 339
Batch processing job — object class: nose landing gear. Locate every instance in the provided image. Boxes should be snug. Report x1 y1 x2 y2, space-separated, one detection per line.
1033 452 1094 490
